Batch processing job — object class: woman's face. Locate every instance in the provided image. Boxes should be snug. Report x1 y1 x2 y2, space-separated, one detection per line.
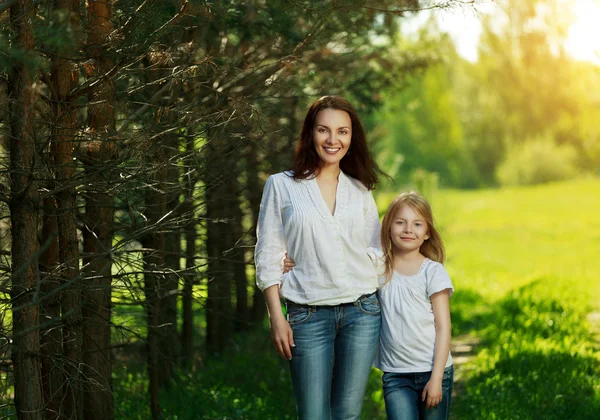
313 108 352 168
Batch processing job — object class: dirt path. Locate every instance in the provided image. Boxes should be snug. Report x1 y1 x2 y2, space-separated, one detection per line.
450 335 480 399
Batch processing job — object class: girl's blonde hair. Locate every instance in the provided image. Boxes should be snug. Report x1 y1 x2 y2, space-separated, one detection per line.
380 191 445 281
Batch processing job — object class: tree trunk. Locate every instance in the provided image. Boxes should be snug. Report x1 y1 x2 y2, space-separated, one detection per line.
82 0 115 418
39 198 63 420
181 134 197 365
161 134 181 384
205 136 234 355
141 168 167 418
49 2 83 417
232 181 248 332
8 1 44 417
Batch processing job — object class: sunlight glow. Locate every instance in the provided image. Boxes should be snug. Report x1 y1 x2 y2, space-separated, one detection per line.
565 0 600 64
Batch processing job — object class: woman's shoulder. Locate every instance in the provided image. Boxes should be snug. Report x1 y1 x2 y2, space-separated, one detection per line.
266 171 296 185
343 172 370 193
367 247 386 276
367 247 384 262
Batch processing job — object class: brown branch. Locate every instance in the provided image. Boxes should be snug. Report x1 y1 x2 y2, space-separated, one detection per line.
149 0 189 39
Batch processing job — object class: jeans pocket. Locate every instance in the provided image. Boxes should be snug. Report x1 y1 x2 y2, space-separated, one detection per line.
357 293 381 316
287 305 312 326
442 366 453 392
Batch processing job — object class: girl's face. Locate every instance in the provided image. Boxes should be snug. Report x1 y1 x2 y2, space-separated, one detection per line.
390 205 430 254
313 108 352 168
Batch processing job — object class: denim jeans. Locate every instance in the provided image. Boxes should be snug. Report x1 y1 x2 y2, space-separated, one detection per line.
382 365 454 420
287 292 381 420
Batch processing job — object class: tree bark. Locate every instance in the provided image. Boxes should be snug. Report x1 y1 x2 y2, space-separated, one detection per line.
160 133 180 385
39 198 63 420
205 136 234 355
82 0 115 418
141 166 167 419
181 134 197 365
8 1 45 417
49 1 84 417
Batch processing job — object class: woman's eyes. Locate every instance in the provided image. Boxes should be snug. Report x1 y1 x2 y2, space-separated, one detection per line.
316 128 349 135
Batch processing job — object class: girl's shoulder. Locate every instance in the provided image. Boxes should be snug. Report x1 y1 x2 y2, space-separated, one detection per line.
422 260 450 278
422 260 454 296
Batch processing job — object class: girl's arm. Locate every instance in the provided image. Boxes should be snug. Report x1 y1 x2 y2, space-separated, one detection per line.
264 284 295 360
422 289 451 408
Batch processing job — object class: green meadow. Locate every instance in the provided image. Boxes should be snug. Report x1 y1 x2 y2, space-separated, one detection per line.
112 178 600 419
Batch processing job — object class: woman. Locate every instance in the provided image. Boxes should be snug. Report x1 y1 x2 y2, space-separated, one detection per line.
254 96 386 419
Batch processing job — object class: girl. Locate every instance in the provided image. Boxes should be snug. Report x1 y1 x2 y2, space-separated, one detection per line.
283 191 454 420
255 96 387 420
375 191 454 420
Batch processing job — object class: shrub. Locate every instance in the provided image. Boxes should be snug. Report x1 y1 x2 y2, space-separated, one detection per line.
496 137 578 186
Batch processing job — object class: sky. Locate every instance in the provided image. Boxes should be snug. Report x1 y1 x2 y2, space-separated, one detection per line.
404 0 600 65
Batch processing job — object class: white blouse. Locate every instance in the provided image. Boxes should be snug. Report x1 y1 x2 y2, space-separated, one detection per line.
254 171 381 305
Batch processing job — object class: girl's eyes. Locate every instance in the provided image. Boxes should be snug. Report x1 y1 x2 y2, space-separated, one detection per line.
415 223 422 227
339 130 348 135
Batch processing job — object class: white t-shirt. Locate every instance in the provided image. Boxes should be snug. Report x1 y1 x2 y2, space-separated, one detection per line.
370 249 454 373
254 171 380 305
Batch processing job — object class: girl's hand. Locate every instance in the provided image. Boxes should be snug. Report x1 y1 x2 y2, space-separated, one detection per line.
422 379 443 409
282 252 296 273
270 315 295 360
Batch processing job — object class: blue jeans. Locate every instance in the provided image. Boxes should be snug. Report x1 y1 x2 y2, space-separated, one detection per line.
287 293 381 420
382 365 454 420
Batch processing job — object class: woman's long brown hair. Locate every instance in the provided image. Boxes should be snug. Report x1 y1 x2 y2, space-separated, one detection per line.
380 192 445 282
291 96 386 190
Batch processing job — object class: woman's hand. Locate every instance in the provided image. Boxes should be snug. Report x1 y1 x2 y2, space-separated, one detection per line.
422 378 443 409
282 252 296 273
270 315 295 360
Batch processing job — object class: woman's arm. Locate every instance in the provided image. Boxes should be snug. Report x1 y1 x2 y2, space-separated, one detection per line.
264 284 294 360
363 191 381 248
422 289 451 408
255 176 295 359
255 176 287 292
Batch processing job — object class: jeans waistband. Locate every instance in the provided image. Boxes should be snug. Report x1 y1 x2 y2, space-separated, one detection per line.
285 291 377 309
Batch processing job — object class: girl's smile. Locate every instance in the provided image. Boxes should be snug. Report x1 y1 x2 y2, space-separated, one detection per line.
390 205 429 253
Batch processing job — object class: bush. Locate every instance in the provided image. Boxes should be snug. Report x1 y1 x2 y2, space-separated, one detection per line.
496 138 578 186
